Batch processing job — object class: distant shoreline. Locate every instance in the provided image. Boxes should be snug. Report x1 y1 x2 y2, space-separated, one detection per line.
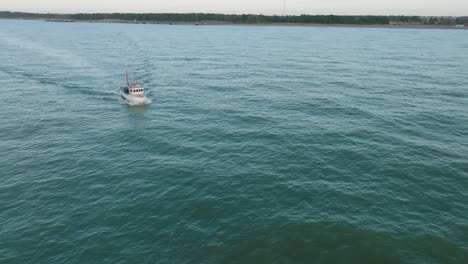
40 19 468 30
2 17 467 30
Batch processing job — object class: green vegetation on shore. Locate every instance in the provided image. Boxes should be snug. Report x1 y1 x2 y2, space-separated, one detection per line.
1 11 467 25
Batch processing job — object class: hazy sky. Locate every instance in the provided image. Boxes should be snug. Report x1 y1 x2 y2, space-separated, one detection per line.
3 0 468 16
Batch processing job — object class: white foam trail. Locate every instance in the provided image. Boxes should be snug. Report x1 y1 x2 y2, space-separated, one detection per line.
128 98 152 106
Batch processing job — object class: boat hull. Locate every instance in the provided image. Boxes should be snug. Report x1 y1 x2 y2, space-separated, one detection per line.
120 91 149 105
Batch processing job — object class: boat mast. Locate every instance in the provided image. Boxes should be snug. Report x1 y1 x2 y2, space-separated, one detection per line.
125 70 129 86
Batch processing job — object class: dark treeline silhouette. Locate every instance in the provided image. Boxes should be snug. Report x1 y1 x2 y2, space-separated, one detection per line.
67 13 398 24
0 11 466 25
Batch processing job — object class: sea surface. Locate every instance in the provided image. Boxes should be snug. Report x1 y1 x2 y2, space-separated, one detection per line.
0 19 467 264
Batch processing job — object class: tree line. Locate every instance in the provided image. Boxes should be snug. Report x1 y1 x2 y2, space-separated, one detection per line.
1 11 467 25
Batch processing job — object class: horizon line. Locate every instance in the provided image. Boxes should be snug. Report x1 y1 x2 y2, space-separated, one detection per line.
1 10 467 18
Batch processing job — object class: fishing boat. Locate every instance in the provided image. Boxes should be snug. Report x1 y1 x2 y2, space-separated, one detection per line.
119 70 149 105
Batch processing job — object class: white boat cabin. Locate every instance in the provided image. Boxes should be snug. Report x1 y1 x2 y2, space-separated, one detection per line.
128 84 145 96
121 83 145 96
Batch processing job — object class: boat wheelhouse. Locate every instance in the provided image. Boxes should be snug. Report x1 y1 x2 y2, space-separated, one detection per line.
121 83 145 97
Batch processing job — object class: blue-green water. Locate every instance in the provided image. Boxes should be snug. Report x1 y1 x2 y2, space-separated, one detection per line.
1 19 467 263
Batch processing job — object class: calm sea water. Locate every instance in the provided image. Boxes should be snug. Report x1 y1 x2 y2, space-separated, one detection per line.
1 19 467 263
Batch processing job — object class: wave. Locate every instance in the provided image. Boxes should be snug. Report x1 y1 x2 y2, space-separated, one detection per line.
0 33 92 69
